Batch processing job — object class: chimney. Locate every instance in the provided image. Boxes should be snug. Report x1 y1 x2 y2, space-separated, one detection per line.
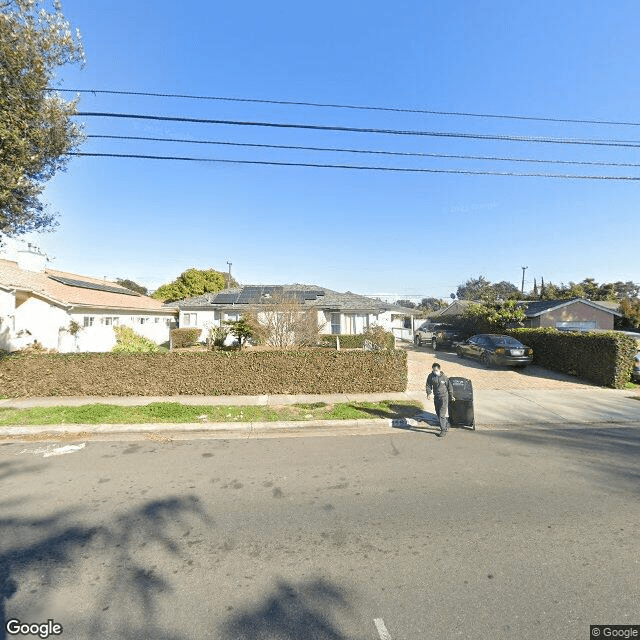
17 243 47 272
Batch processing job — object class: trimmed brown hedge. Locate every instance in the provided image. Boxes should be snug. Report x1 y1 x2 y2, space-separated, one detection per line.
0 349 407 397
507 328 638 388
320 332 395 350
170 328 202 348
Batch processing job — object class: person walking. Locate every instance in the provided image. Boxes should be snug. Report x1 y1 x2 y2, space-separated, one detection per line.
426 362 455 438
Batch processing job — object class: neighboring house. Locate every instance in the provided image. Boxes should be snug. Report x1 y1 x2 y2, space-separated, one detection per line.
166 284 420 342
435 299 473 318
519 298 621 331
0 245 178 352
435 297 620 332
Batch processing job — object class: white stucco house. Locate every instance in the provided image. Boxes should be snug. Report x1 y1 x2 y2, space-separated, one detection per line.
165 284 420 343
0 245 178 353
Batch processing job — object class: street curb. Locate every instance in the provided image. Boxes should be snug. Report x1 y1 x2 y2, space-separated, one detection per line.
0 417 418 438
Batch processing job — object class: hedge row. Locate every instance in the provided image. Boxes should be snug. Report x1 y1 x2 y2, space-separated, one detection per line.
507 328 638 388
0 349 407 397
319 333 395 349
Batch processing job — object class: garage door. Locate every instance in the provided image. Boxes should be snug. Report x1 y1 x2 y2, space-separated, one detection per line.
555 321 597 331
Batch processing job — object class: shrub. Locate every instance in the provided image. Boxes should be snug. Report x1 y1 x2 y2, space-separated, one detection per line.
206 325 229 349
362 325 395 350
320 334 366 348
507 328 637 388
320 328 395 350
0 349 408 397
171 327 203 348
112 326 160 353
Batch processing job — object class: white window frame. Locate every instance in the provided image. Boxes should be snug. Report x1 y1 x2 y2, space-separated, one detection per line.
183 312 197 327
330 313 341 335
83 316 95 327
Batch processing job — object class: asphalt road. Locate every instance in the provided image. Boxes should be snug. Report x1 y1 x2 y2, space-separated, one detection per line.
1 423 639 640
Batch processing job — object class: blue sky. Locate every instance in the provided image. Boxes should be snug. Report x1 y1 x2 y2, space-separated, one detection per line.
5 0 640 301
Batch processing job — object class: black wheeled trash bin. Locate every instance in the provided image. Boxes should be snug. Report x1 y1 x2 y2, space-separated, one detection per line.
448 377 475 430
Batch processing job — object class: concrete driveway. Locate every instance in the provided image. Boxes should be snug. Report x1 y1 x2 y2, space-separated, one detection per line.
404 342 598 391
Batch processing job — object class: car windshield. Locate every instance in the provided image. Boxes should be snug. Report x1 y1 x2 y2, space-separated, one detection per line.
490 336 524 347
436 325 455 330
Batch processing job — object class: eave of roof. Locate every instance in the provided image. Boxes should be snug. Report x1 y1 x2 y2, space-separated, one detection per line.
522 298 622 317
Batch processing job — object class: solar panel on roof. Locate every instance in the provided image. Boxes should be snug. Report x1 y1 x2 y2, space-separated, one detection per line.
48 275 140 296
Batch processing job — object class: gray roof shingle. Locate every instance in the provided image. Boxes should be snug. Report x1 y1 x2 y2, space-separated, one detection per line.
169 284 418 313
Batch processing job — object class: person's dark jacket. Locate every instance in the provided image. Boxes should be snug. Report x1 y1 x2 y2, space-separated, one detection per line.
426 372 454 400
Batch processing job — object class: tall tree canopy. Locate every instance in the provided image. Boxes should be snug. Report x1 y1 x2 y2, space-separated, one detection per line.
116 278 148 296
0 0 84 242
456 276 521 302
152 268 237 302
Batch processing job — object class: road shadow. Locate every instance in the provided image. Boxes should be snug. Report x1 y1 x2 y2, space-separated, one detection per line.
217 577 368 640
0 492 211 640
479 425 640 496
347 403 423 420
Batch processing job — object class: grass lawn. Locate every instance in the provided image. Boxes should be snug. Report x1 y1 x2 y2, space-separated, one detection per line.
0 400 424 426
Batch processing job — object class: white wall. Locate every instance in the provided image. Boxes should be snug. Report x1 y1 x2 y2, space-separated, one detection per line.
14 296 69 350
68 312 174 350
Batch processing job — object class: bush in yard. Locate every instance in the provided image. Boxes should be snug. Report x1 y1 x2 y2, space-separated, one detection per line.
362 325 395 350
0 349 408 397
224 317 255 349
112 326 160 353
507 328 637 388
206 325 229 349
171 328 202 348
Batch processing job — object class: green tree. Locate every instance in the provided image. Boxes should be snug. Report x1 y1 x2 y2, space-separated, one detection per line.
619 298 640 330
152 268 235 302
461 300 526 334
491 281 522 301
456 276 491 301
224 317 254 349
0 0 84 242
419 297 446 312
395 299 416 308
116 278 148 296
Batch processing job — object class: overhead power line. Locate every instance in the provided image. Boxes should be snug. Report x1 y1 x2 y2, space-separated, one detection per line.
56 87 640 127
76 112 640 148
70 152 640 180
86 134 640 168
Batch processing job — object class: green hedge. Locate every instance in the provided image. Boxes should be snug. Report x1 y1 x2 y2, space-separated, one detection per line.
320 332 395 350
170 328 203 348
0 349 407 397
507 328 638 388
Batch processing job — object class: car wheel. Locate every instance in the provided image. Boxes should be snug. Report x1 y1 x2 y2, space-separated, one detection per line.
432 338 438 351
480 352 492 367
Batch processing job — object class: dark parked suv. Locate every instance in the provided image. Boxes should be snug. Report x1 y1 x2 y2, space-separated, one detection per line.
414 322 463 351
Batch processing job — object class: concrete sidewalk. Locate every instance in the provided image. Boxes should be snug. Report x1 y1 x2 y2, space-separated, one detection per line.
1 387 639 439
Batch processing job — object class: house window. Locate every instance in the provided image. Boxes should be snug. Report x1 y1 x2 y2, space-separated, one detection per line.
224 311 240 322
331 313 341 335
102 317 119 326
165 318 172 327
138 317 148 324
154 317 160 323
83 316 94 327
183 313 197 326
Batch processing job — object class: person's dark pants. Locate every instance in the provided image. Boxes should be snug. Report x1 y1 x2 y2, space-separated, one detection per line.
434 396 449 432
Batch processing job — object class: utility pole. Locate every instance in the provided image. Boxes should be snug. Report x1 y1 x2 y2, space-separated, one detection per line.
226 261 232 289
521 266 528 294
